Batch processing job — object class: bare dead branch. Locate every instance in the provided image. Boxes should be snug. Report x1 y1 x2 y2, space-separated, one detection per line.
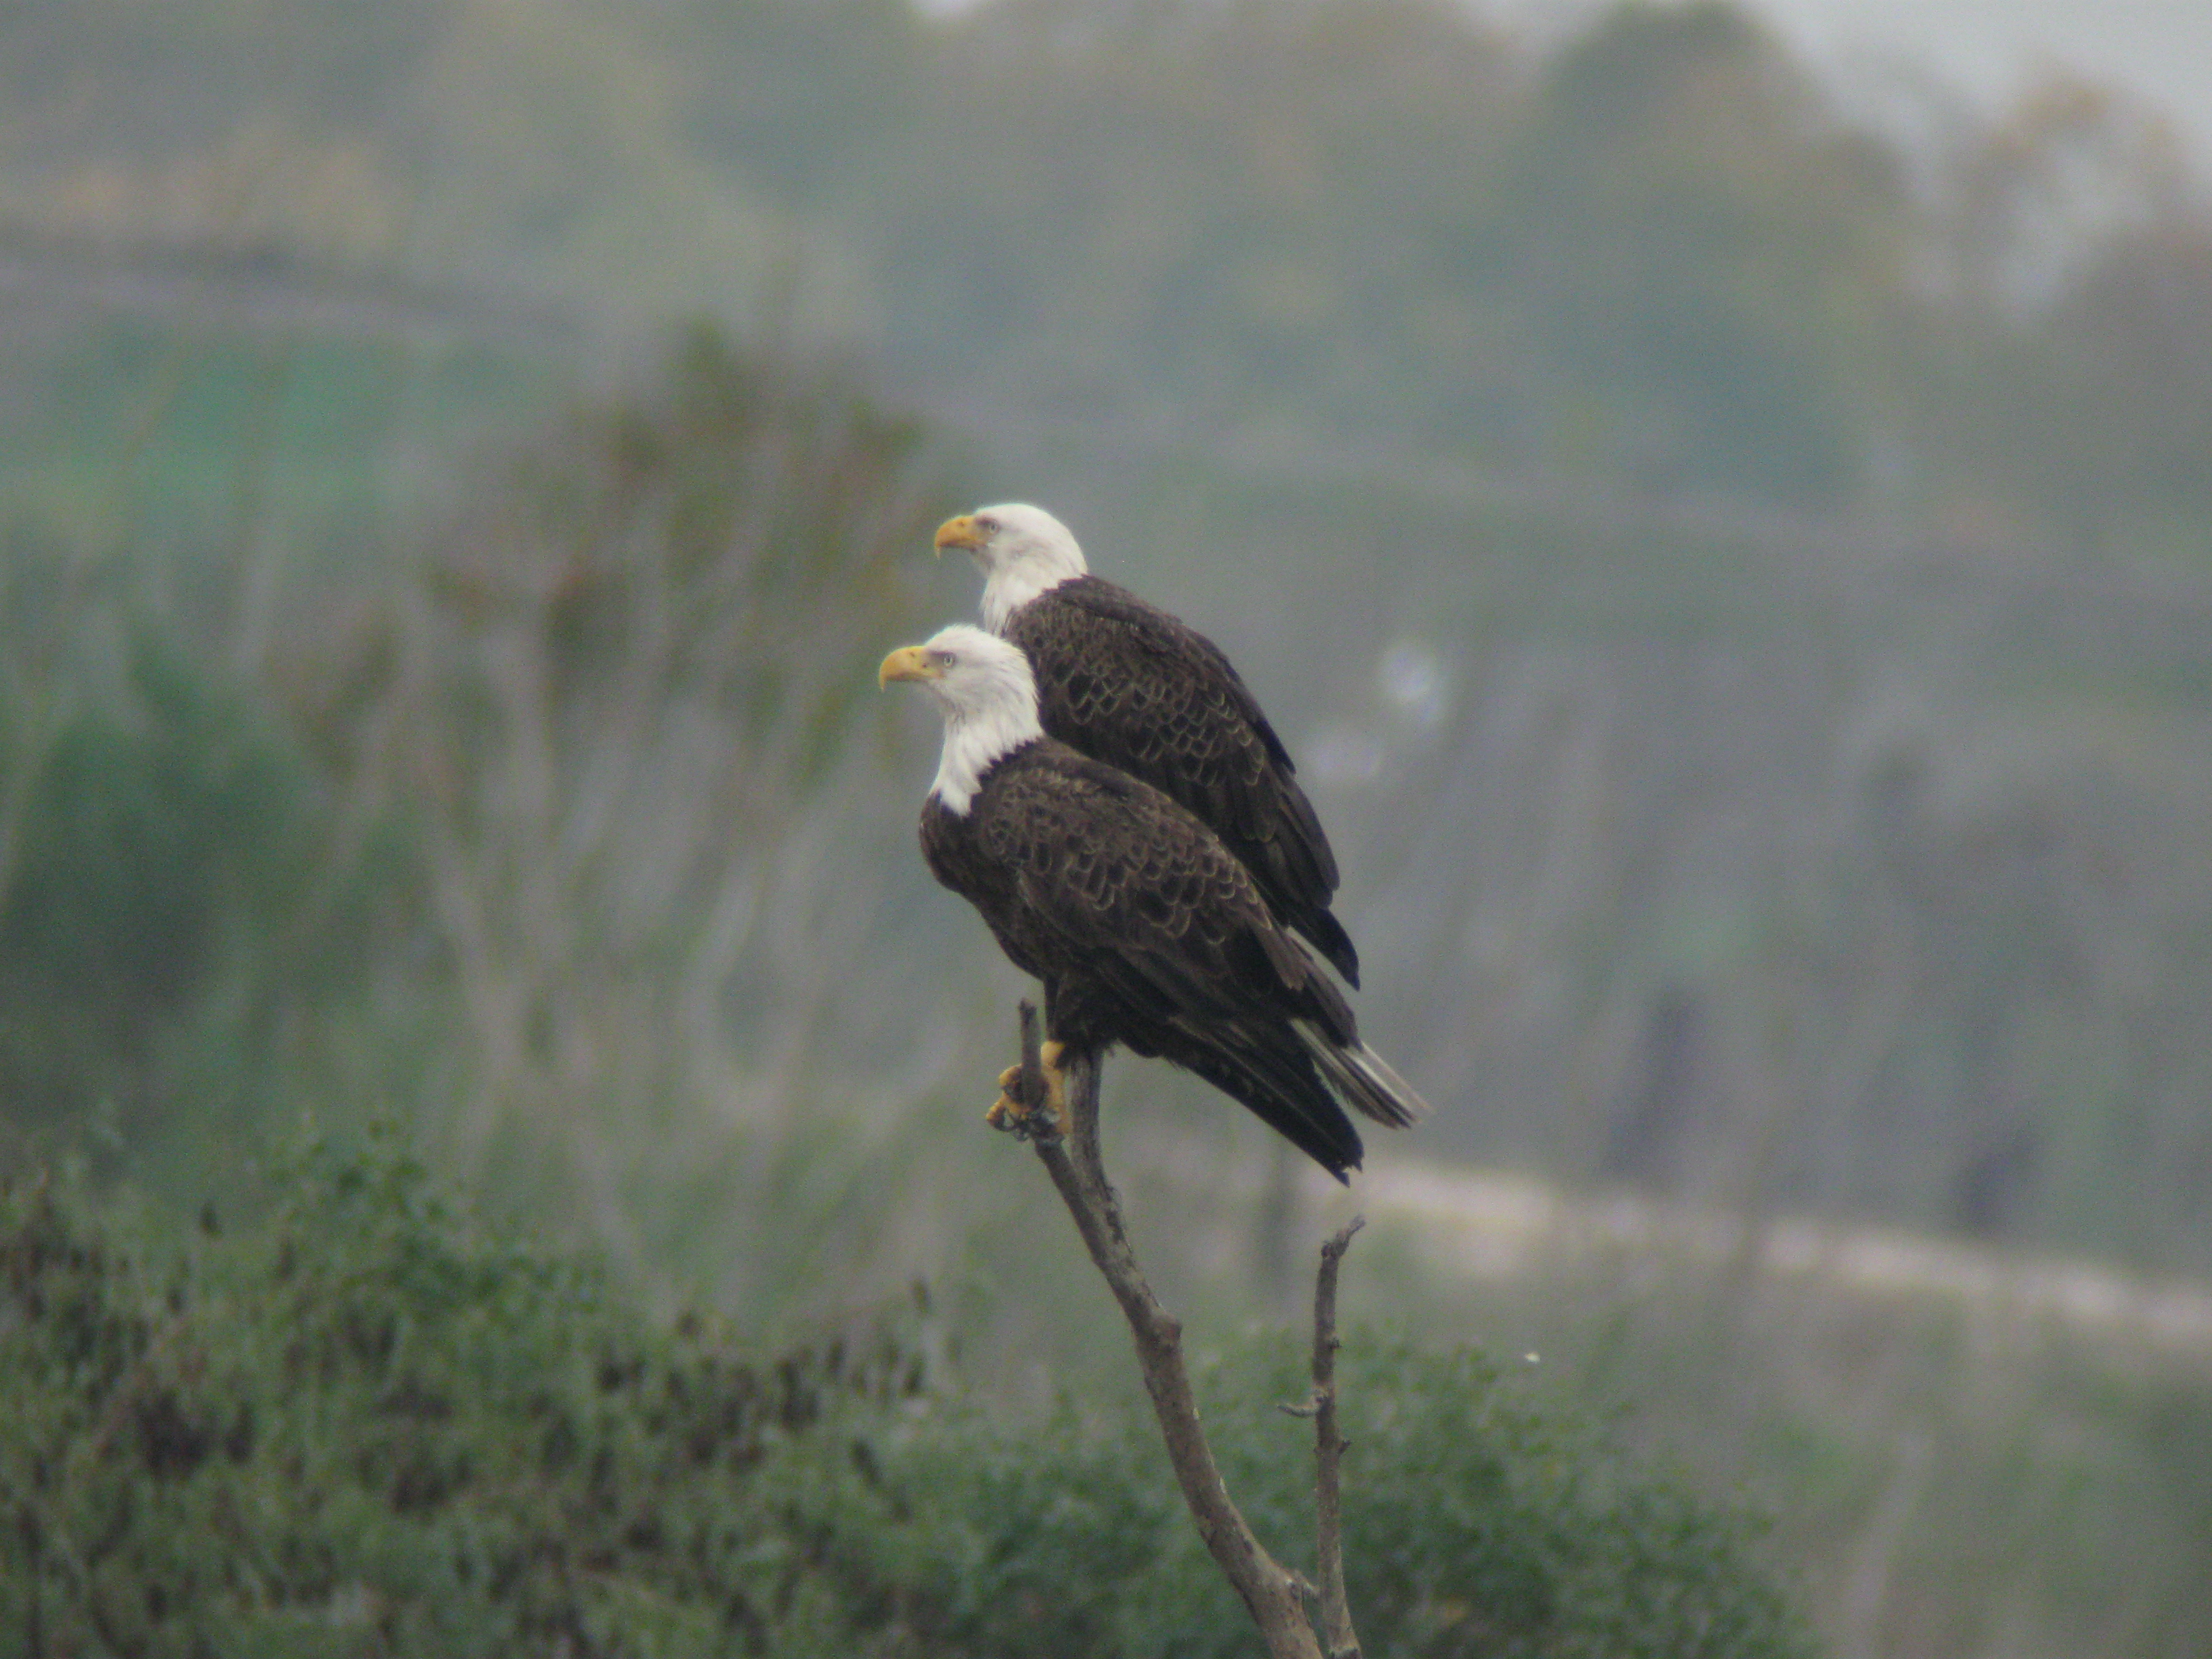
1012 1000 1324 1659
1311 1217 1367 1659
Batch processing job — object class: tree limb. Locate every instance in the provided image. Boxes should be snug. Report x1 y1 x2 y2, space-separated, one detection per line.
1310 1217 1366 1659
1011 1001 1324 1659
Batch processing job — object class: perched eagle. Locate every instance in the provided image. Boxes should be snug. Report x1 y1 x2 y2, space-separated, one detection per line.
880 624 1426 1179
935 504 1361 987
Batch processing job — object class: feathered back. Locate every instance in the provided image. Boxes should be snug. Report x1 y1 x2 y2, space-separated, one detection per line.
915 737 1425 1179
1004 575 1361 984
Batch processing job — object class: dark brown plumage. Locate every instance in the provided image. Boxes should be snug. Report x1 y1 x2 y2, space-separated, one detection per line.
1006 577 1360 985
938 506 1361 986
882 625 1424 1179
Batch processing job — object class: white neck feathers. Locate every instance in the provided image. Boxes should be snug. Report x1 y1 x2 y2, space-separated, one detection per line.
931 698 1042 815
914 624 1046 815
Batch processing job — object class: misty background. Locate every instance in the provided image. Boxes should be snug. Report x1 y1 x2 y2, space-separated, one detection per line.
3 1 2210 1654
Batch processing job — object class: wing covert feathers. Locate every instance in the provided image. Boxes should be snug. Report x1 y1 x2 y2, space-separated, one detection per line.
920 738 1418 1180
1006 577 1363 985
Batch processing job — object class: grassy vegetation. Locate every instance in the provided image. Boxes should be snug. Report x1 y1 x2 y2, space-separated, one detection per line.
1 1134 1814 1657
1295 1166 2212 1659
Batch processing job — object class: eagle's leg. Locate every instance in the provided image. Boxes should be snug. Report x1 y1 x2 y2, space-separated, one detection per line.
987 1040 1069 1138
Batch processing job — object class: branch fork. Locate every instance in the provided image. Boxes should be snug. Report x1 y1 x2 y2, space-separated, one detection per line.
1004 1000 1365 1659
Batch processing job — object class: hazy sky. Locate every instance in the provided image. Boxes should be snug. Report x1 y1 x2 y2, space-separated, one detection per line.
1496 0 2212 160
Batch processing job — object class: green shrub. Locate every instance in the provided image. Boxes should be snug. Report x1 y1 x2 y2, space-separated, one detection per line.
1 1137 1814 1657
818 1342 1814 1659
0 631 416 1181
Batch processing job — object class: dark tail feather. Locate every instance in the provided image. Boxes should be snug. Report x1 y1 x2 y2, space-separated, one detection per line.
1274 775 1342 893
1253 779 1355 983
1168 1031 1364 1183
1304 1033 1431 1130
1294 905 1361 987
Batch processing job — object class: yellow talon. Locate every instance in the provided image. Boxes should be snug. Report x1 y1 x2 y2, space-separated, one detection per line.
985 1042 1071 1139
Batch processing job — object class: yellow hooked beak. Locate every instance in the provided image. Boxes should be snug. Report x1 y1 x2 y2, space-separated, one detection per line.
933 514 983 557
878 644 939 688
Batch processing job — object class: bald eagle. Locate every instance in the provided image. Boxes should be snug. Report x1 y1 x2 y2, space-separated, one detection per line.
935 504 1361 987
880 624 1425 1180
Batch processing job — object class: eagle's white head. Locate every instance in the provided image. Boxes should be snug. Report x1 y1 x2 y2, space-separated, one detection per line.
933 503 1088 633
878 623 1044 815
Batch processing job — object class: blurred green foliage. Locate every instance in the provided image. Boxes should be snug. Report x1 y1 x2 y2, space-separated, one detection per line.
1495 3 1904 502
0 628 415 1191
384 321 954 1211
0 316 955 1237
0 1138 1811 1657
454 323 937 792
7 0 2208 522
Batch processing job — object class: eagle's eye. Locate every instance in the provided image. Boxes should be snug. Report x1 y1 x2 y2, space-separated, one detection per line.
975 515 998 534
933 650 957 670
